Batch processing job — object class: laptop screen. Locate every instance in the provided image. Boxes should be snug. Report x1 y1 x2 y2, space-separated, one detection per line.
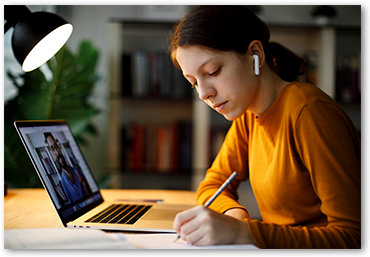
14 120 104 226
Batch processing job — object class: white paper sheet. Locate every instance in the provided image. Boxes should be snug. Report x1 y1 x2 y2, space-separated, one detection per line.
122 233 259 249
4 228 136 249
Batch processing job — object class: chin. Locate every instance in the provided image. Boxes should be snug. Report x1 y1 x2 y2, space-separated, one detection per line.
222 110 245 121
222 114 238 121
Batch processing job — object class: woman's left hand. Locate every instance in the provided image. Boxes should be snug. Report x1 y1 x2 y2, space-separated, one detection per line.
173 205 256 246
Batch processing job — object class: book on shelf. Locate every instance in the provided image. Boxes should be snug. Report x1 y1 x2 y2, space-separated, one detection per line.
172 64 188 99
121 53 132 97
132 123 145 172
178 121 192 172
147 52 159 98
156 126 171 172
121 50 191 99
41 157 57 175
121 121 192 174
145 123 157 171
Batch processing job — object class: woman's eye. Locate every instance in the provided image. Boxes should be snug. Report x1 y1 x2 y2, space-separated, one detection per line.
209 67 221 76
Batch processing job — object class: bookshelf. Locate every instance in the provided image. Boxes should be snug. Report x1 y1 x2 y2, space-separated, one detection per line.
108 21 194 190
107 20 361 191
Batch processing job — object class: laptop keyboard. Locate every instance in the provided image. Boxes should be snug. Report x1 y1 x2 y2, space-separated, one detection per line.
85 204 153 225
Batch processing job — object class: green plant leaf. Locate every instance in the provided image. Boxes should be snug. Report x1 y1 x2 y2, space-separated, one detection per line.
4 40 100 188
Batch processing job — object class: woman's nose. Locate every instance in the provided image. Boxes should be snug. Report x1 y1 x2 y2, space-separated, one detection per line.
197 82 216 101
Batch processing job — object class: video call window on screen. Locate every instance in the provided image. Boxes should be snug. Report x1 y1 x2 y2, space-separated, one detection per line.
25 129 92 209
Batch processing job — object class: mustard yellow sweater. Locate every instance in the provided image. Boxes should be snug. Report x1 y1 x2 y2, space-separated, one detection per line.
196 82 361 248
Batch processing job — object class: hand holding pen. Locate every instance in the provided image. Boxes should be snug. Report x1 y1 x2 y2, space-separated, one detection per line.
173 171 238 243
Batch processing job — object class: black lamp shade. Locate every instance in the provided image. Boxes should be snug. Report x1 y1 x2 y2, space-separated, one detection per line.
7 7 73 72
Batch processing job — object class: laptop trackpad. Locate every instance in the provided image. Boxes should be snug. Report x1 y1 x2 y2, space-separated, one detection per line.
142 209 180 221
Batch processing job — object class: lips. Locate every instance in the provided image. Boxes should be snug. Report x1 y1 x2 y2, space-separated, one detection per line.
213 101 228 112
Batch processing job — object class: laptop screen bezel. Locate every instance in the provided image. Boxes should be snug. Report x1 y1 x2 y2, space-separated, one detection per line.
13 120 104 227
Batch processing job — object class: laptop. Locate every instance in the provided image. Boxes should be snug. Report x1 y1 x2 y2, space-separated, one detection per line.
14 120 195 232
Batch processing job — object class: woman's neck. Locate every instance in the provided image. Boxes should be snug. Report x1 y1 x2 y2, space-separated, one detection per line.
249 71 289 117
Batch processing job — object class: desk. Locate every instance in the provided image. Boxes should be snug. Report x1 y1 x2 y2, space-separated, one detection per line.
4 189 259 249
4 188 197 229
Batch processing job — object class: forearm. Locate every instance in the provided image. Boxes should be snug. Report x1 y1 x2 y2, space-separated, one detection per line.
246 219 360 249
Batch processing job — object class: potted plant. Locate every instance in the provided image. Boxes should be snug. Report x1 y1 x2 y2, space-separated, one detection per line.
4 40 100 188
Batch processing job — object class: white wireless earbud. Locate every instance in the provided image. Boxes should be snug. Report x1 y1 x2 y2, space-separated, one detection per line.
253 54 260 76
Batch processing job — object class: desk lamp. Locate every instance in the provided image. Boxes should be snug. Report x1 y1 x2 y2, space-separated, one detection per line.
4 5 73 72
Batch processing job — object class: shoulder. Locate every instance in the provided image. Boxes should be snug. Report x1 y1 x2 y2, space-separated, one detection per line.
283 82 334 106
279 82 343 120
288 83 358 139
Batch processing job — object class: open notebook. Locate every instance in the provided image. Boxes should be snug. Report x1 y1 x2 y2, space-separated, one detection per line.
14 120 194 232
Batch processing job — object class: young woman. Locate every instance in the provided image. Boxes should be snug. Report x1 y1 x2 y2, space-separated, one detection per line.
169 6 361 248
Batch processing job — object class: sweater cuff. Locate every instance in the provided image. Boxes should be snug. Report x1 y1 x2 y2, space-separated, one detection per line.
223 206 250 216
245 219 266 249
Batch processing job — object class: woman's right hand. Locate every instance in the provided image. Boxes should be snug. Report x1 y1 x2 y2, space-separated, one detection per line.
173 205 256 246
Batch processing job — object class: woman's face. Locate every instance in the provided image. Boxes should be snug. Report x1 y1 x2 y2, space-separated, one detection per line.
176 46 260 121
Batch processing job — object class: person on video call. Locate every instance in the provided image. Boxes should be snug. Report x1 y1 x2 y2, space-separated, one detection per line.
169 6 360 248
44 132 90 202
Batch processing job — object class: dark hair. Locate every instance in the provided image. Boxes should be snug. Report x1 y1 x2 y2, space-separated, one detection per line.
44 132 53 140
44 132 54 143
169 5 306 82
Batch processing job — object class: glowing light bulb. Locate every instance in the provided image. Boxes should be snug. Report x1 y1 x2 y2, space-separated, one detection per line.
22 23 73 72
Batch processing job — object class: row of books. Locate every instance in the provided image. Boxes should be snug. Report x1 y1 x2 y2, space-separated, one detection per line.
41 157 58 175
121 50 192 99
120 121 193 174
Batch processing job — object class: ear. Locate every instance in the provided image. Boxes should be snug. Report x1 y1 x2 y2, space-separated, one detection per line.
248 40 265 67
